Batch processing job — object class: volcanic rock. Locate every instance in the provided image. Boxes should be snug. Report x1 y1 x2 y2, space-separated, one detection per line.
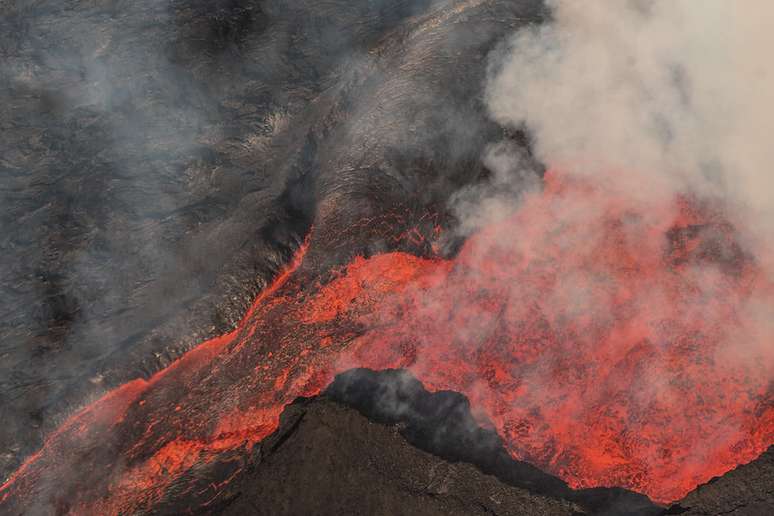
214 398 582 516
666 446 774 516
149 369 661 515
154 369 772 515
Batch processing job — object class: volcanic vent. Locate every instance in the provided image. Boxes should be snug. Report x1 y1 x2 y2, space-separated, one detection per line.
1 0 773 514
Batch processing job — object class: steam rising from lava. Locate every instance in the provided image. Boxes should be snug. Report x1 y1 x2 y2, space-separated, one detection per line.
1 1 773 513
453 0 774 499
485 0 774 266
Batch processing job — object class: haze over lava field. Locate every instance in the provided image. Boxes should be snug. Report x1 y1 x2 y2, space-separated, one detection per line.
1 0 772 514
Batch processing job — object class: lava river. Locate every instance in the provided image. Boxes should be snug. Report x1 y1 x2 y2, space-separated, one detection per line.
1 171 773 513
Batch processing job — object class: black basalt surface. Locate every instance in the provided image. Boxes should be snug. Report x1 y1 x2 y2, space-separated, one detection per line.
665 446 774 516
156 369 772 515
325 369 661 515
157 369 657 515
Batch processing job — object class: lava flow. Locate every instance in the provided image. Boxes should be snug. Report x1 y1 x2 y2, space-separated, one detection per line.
1 171 773 513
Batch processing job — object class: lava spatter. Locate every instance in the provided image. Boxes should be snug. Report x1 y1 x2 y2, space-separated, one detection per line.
1 171 772 513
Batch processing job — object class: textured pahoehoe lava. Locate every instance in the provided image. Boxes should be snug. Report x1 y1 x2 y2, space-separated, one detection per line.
1 171 772 512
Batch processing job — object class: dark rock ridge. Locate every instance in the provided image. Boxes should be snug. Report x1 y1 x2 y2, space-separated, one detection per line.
325 369 660 515
154 369 772 515
665 446 774 516
199 398 584 516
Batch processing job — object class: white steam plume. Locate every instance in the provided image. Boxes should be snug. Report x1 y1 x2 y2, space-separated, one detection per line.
486 0 774 256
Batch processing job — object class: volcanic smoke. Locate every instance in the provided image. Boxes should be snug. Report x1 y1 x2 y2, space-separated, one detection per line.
2 0 773 514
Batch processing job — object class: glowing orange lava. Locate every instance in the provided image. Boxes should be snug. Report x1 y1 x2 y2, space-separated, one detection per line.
1 171 772 513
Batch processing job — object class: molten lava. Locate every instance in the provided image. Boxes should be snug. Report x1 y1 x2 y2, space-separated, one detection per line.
1 171 772 512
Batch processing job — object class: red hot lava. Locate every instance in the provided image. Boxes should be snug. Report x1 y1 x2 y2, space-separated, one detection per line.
1 171 772 513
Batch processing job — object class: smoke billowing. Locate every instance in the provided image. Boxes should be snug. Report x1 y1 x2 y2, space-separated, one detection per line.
349 0 774 501
477 0 774 404
431 0 774 499
486 0 774 251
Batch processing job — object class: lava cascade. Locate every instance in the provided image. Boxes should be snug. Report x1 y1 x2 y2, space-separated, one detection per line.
1 171 772 513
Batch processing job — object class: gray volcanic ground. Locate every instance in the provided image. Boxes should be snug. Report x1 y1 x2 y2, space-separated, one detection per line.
0 0 544 481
